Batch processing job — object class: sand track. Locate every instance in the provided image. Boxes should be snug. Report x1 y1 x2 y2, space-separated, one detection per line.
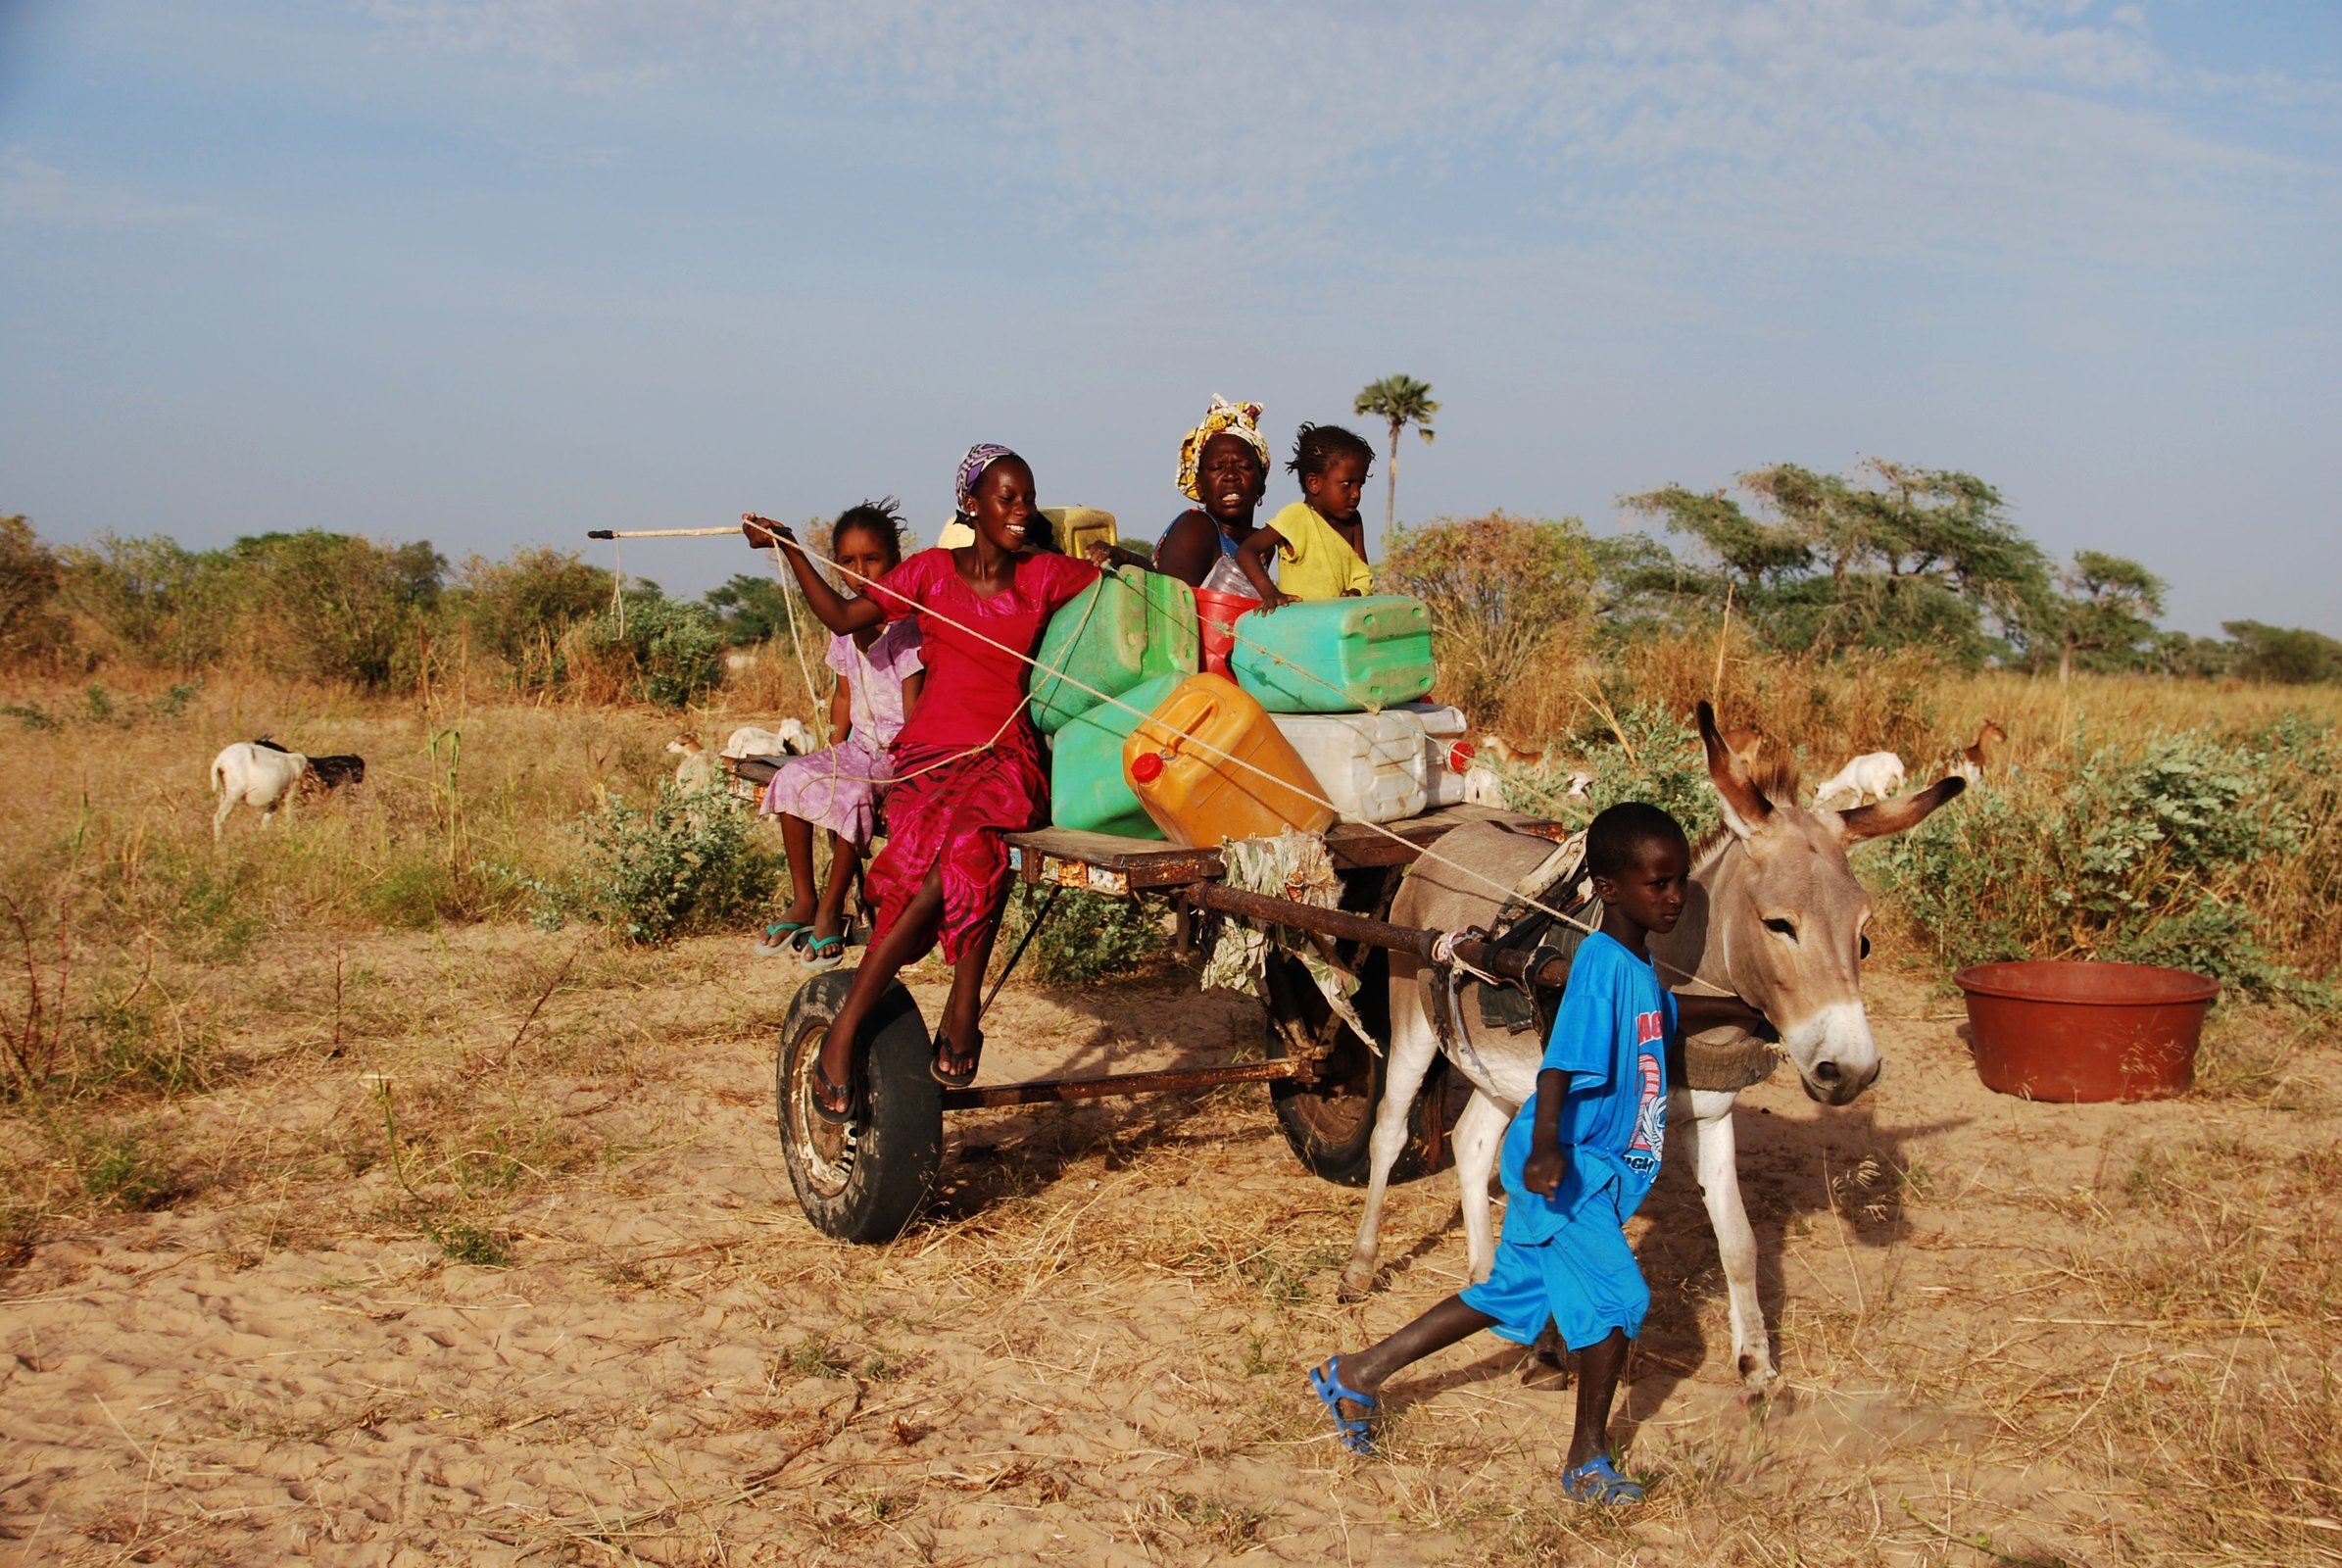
3 931 2333 1565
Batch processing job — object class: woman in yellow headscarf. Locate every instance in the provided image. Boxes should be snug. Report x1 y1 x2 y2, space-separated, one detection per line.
1152 396 1271 588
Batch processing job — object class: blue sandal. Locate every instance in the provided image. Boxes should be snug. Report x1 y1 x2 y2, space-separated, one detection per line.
754 921 810 957
796 932 848 973
1308 1357 1379 1455
1560 1454 1646 1505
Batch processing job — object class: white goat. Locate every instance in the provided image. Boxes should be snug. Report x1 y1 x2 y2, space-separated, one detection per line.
667 736 721 792
1812 751 1906 808
1462 763 1587 809
210 742 309 841
721 719 815 760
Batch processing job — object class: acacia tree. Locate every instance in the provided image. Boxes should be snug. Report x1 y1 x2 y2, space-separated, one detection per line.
2056 550 2167 680
1353 374 1439 533
1622 460 2051 665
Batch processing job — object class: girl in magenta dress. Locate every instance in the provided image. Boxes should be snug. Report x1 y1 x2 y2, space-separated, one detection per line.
745 445 1116 1115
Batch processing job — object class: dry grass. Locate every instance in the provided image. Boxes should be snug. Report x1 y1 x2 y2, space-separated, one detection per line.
1495 625 2342 790
4 663 2340 1563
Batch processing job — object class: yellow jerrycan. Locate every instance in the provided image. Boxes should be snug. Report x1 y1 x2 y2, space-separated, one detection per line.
1122 673 1336 848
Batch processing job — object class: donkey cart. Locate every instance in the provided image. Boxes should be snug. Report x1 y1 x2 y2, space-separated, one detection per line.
728 758 1580 1244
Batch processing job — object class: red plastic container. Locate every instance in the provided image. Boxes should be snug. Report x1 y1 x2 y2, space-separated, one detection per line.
1952 960 2220 1102
1194 588 1261 677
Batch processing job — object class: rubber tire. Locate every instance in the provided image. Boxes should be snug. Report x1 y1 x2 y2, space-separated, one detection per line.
1265 946 1464 1187
774 970 944 1243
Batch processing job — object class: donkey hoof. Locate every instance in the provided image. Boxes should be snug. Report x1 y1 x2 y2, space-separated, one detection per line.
1335 1268 1376 1303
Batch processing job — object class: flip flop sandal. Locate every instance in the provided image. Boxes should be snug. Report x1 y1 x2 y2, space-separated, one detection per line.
1559 1454 1646 1505
929 1026 984 1089
809 1054 858 1126
1308 1357 1379 1455
754 920 811 957
796 932 848 974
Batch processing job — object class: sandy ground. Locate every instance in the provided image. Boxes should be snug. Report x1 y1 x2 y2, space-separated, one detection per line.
1 929 2333 1566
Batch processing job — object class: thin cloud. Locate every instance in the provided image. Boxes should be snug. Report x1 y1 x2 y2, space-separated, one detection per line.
355 0 2337 270
0 148 206 229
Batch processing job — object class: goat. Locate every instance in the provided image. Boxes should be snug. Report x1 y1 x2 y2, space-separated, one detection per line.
721 719 815 760
1477 732 1546 768
211 741 309 841
1952 719 2007 785
667 735 721 792
1475 734 1593 801
1812 751 1906 808
1721 726 1778 773
253 736 365 793
1460 765 1507 808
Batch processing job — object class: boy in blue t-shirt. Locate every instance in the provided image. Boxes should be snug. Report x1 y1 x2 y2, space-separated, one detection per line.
1309 802 1768 1503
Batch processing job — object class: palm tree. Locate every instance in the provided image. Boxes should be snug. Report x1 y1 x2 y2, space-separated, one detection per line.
1354 374 1439 534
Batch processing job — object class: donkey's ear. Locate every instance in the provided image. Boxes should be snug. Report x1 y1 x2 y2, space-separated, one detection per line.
1833 775 1966 843
1697 701 1773 841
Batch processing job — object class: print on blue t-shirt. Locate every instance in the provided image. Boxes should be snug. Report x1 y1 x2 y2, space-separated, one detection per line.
1495 931 1674 1245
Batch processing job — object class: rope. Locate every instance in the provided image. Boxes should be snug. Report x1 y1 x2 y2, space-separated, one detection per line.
765 544 833 743
753 533 1710 982
1098 565 1388 714
748 557 1113 824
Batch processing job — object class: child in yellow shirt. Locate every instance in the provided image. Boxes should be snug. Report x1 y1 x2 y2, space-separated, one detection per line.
1235 422 1377 609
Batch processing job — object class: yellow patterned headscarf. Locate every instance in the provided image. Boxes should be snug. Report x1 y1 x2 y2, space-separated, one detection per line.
1176 397 1270 502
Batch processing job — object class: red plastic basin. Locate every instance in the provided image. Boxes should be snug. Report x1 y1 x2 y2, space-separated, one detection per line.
1195 588 1260 677
1952 960 2220 1102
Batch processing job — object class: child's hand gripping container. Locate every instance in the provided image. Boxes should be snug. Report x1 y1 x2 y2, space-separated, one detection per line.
1229 595 1436 713
1270 702 1474 823
1049 670 1185 839
1029 567 1199 735
1122 673 1337 848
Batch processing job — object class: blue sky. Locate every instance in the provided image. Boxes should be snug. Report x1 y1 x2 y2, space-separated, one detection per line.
2 0 2336 635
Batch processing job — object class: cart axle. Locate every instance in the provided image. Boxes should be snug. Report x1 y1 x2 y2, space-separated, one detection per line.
937 1055 1307 1110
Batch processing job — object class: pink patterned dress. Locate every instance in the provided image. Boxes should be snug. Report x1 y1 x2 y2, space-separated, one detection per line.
757 620 923 845
860 547 1099 963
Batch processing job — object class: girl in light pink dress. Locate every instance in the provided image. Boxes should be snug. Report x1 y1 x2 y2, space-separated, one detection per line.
756 503 924 969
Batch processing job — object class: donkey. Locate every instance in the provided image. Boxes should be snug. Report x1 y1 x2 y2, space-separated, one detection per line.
1340 702 1963 1391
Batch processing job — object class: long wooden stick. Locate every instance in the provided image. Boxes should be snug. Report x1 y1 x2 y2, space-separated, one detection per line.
584 526 740 539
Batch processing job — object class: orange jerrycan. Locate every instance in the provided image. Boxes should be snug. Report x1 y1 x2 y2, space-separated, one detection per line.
1122 673 1336 848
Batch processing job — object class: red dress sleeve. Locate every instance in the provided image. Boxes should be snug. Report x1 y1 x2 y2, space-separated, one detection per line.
1025 552 1101 616
869 550 943 621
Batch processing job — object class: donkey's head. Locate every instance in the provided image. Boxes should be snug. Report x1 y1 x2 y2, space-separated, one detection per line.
1671 701 1964 1105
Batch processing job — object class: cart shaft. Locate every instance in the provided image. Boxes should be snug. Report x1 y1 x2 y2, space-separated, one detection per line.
1189 883 1570 991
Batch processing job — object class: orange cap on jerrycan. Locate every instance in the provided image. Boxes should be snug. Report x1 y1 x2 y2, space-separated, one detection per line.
1121 673 1336 848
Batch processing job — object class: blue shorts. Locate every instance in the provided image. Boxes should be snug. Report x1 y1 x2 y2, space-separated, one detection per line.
1458 1191 1648 1351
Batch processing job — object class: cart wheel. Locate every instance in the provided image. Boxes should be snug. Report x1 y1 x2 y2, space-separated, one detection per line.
774 970 943 1243
1263 947 1462 1187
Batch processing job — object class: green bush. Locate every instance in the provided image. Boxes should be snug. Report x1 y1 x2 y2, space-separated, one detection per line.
55 528 442 687
0 514 66 666
587 596 724 710
1000 885 1169 986
1495 700 1720 836
363 857 462 930
1380 512 1595 723
449 548 613 685
1873 728 2333 1001
521 782 779 945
